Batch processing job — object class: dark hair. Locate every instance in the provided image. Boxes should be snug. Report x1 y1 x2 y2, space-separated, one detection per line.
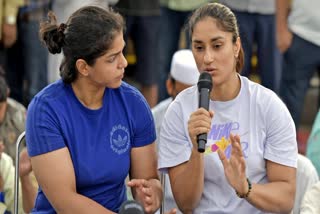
39 6 125 83
0 66 8 102
188 3 244 73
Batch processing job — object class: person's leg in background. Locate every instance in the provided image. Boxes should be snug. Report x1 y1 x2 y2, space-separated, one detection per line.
133 16 160 107
6 35 24 103
20 19 48 105
234 11 255 77
280 34 320 130
256 14 282 94
157 7 190 102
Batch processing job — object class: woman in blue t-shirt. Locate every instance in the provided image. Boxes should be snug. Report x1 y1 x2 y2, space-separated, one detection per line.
26 6 163 214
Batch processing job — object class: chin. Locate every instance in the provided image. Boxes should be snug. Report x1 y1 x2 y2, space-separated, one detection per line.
109 80 122 89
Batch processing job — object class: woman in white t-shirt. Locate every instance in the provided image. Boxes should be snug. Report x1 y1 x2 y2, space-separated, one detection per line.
158 3 298 214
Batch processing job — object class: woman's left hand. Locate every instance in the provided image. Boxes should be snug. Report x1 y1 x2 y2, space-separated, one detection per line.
127 178 161 214
217 134 248 195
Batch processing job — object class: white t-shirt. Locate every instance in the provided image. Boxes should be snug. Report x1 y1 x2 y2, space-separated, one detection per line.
288 0 320 46
300 182 320 214
158 76 298 213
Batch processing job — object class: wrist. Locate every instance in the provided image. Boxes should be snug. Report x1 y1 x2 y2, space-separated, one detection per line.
235 178 252 199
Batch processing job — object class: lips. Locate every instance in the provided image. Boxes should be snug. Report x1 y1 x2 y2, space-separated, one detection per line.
204 68 217 74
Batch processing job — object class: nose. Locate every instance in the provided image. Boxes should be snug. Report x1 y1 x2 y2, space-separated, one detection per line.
204 49 214 65
119 52 128 69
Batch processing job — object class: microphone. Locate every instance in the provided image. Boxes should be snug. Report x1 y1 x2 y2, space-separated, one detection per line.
197 72 213 153
118 200 145 214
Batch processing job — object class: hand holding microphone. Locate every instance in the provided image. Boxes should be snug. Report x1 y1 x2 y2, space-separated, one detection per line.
197 72 213 152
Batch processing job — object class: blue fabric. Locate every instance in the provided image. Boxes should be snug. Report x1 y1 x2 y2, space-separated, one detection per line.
19 20 48 103
124 15 160 86
0 192 5 203
157 7 191 101
280 34 320 128
19 0 51 15
26 80 156 213
234 11 282 94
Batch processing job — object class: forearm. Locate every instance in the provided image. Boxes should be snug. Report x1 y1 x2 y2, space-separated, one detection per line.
20 175 37 213
170 149 204 213
246 181 295 213
276 0 291 31
54 192 116 214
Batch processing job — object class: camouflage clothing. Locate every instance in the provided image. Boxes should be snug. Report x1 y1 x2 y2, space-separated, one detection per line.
0 98 26 161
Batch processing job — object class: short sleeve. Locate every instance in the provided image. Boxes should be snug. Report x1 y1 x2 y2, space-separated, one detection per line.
130 91 156 148
263 94 298 168
158 100 192 172
26 97 66 157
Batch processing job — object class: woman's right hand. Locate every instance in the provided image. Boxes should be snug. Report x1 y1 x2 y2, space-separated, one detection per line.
188 108 214 148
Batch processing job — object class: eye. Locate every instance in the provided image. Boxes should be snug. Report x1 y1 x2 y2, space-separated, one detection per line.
213 44 222 49
194 45 204 52
107 56 116 63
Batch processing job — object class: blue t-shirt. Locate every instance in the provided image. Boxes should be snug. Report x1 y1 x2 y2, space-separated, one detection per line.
26 80 156 213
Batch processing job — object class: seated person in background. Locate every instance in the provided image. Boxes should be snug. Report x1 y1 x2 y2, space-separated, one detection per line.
0 65 37 213
0 67 26 161
152 49 199 214
300 181 320 213
293 154 319 214
306 109 320 177
0 142 36 213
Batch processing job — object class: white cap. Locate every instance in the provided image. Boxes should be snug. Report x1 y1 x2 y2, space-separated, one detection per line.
170 49 199 85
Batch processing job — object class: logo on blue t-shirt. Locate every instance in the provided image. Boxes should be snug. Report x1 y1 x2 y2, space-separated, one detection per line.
110 124 130 154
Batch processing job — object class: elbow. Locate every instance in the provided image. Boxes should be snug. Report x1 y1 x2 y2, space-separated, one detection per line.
277 184 296 214
175 194 201 214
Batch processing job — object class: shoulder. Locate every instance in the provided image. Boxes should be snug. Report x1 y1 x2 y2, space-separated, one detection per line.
174 85 198 107
152 98 172 116
28 80 69 111
117 81 150 108
241 76 285 109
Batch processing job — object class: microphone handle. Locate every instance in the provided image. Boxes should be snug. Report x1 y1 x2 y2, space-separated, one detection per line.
197 133 207 153
197 88 210 153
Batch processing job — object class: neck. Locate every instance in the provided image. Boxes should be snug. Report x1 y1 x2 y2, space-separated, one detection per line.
71 78 105 110
210 73 241 101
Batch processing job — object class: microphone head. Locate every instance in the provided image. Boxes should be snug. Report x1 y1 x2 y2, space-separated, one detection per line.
118 200 145 214
197 72 212 92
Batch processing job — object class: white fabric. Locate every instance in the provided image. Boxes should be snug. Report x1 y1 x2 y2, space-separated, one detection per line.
293 154 319 214
152 97 172 145
300 182 320 214
288 0 320 47
170 49 199 85
152 97 182 213
158 76 298 213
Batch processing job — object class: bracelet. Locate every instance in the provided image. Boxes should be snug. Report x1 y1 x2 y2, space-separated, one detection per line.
235 178 252 198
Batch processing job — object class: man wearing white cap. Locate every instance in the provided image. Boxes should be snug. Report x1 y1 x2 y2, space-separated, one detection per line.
152 49 199 214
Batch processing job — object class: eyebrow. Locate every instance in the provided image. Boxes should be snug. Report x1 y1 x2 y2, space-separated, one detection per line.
106 42 126 58
193 36 224 43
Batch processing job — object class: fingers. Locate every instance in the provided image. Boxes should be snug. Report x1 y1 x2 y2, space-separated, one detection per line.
127 179 148 188
217 148 228 169
230 134 243 157
188 108 214 141
165 208 177 214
